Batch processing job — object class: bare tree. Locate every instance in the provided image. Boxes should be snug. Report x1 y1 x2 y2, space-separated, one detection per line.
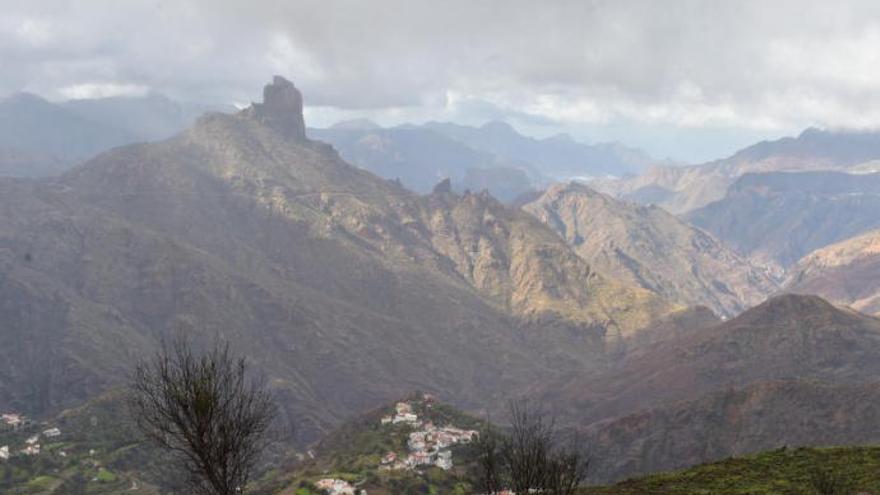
543 435 589 495
502 401 555 493
128 336 277 495
475 401 588 495
473 420 505 494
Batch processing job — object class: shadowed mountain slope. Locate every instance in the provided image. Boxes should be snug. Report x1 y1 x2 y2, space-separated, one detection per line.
539 294 880 481
686 171 880 268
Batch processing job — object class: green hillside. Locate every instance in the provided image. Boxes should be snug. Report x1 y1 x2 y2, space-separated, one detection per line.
269 394 484 495
0 391 161 494
583 446 880 495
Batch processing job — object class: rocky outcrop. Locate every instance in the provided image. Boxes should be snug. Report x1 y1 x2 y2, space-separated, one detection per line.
248 75 307 141
432 177 452 194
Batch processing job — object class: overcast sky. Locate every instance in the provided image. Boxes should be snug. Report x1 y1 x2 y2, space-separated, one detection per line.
4 0 880 162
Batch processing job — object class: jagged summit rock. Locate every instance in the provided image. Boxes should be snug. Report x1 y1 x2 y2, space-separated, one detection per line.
249 75 306 141
432 177 452 194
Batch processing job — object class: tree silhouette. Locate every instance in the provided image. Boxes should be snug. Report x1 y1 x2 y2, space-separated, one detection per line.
129 336 276 495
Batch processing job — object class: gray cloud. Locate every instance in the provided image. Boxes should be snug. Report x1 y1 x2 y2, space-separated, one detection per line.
4 0 880 161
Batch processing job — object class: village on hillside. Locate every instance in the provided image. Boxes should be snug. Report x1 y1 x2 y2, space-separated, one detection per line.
312 394 479 495
1 412 64 461
378 398 477 471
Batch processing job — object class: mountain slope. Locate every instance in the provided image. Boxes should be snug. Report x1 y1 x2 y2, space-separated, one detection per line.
556 295 880 421
0 147 68 177
785 229 880 315
523 182 778 317
686 171 880 268
540 295 880 481
583 380 880 482
0 77 674 445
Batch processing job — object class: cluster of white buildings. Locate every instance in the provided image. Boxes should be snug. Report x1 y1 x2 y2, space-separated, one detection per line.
378 399 477 472
314 478 364 495
0 412 61 461
380 402 419 425
1 413 28 431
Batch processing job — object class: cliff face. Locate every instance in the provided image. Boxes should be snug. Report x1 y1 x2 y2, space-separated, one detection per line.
247 75 307 141
523 182 778 317
421 188 674 335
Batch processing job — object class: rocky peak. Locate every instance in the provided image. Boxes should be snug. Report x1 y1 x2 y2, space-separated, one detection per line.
250 75 307 141
432 177 453 194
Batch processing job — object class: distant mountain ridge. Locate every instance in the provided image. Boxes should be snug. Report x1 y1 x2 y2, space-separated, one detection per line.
0 92 134 176
0 91 228 177
592 127 880 214
687 170 880 268
310 120 660 201
420 120 658 178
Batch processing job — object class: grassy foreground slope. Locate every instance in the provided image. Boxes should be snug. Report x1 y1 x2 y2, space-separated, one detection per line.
583 446 880 495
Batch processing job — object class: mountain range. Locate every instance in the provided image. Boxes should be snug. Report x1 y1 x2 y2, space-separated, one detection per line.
686 170 880 268
0 77 674 448
5 75 880 492
592 127 880 214
303 120 659 201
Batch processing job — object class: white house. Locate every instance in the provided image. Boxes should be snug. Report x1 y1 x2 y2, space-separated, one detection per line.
392 412 418 424
1 414 23 430
435 450 453 470
43 427 61 438
314 478 355 495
